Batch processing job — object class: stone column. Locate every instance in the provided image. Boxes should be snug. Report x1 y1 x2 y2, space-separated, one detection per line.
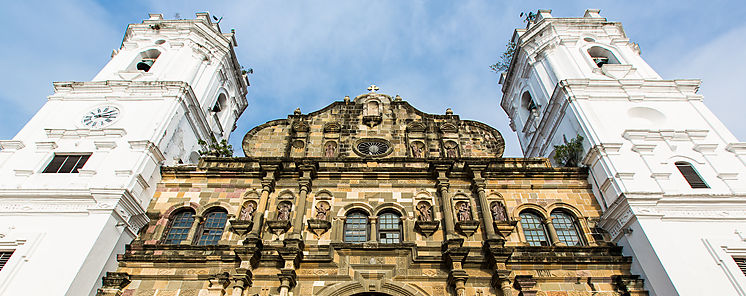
248 165 278 239
182 215 203 245
499 278 512 296
229 274 250 296
290 165 313 239
470 166 497 239
545 217 563 246
436 166 456 240
369 216 378 242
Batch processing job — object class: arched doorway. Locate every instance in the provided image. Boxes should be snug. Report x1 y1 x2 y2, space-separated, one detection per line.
352 293 392 296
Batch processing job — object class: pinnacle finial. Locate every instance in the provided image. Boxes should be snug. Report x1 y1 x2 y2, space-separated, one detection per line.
367 84 379 93
294 108 301 115
446 108 453 115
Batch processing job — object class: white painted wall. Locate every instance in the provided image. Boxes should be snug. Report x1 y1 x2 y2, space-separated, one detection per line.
0 13 248 296
501 9 746 296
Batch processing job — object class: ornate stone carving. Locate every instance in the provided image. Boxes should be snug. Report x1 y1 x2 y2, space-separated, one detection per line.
306 219 332 238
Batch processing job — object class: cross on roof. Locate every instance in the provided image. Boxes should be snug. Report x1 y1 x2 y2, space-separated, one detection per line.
367 84 379 92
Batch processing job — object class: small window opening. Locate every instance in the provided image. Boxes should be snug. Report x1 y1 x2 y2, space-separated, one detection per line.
587 46 619 67
675 161 709 188
0 251 13 271
135 49 161 72
521 91 537 111
42 154 91 173
344 211 369 243
195 209 228 245
378 212 402 244
212 93 227 113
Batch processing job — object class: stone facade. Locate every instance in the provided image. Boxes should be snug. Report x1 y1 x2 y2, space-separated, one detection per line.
101 90 646 296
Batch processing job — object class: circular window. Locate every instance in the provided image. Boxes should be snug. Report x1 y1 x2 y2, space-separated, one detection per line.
356 141 390 156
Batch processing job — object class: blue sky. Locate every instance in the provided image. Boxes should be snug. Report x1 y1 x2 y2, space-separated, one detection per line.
1 0 745 157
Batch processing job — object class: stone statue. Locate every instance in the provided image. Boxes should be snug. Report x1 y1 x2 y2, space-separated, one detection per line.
417 202 432 221
239 202 256 221
457 202 471 221
324 142 337 157
491 202 507 222
411 142 424 158
277 203 291 220
315 202 330 220
445 142 458 158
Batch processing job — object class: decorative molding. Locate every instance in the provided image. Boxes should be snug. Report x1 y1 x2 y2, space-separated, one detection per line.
726 143 746 155
631 144 656 154
45 128 126 139
128 140 166 163
0 140 25 151
34 141 58 151
718 173 739 180
650 173 671 180
13 170 33 177
693 144 718 154
94 141 118 150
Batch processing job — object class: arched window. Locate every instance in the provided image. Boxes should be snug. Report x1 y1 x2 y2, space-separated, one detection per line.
378 212 402 243
162 209 195 244
675 161 709 188
520 211 550 246
134 49 161 72
550 210 584 246
521 91 537 112
195 208 228 245
212 93 227 113
344 211 369 243
587 46 620 67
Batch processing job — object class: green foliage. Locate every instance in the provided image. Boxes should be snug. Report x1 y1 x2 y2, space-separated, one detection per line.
520 11 537 23
553 134 584 167
490 41 516 73
198 139 233 157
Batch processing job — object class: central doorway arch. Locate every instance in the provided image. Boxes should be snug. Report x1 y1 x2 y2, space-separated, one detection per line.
352 293 392 296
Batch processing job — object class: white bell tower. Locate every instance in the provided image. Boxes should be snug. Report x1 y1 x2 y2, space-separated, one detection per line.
0 13 248 296
500 9 746 296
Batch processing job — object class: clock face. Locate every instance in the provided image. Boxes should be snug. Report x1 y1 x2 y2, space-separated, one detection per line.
81 106 120 128
357 141 389 156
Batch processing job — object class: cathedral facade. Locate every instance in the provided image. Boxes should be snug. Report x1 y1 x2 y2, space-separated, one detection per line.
98 90 647 296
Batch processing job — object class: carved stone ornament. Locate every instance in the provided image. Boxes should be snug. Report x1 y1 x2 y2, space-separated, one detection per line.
455 220 480 237
494 220 518 238
306 218 332 238
266 219 292 235
415 220 440 237
229 219 254 236
362 115 382 128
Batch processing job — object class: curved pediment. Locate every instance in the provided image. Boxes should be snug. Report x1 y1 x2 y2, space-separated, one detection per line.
242 90 505 158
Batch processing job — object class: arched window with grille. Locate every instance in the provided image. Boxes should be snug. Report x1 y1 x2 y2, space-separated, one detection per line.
378 211 402 243
344 211 369 243
550 210 584 246
195 208 228 245
162 209 195 244
520 211 550 246
675 161 709 188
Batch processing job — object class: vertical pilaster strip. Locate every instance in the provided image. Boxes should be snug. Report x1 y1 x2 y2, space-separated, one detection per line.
470 165 497 239
545 217 564 246
248 164 278 239
182 215 203 245
290 165 313 239
436 165 456 239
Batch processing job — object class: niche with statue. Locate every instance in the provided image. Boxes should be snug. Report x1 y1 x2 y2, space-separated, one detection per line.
306 201 332 238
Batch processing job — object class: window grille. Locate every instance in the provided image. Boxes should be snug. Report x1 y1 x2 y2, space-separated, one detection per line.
675 162 709 188
520 211 550 246
344 212 368 243
378 212 401 244
42 154 91 173
551 211 584 246
195 209 228 245
163 210 195 244
0 251 12 271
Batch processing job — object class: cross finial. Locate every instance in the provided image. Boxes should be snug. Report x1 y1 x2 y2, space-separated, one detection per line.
367 84 379 92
